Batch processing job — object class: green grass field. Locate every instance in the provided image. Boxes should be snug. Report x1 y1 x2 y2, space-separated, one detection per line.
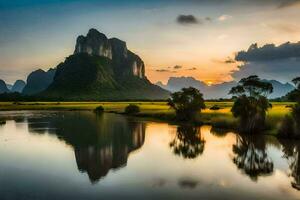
0 101 295 135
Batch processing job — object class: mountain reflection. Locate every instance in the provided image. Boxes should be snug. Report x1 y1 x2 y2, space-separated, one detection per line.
280 139 300 190
26 112 145 183
170 126 205 159
232 134 274 181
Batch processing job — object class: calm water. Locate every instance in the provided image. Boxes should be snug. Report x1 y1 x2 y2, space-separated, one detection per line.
0 111 300 200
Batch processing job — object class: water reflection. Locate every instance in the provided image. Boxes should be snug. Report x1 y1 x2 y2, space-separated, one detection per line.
26 112 145 183
1 111 300 199
280 139 300 190
232 134 274 181
169 126 205 159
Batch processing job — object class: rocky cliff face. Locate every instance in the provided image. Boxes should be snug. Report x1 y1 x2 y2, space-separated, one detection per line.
74 29 145 79
43 29 169 100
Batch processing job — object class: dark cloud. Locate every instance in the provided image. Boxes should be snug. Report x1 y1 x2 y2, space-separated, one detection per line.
231 60 300 83
224 58 236 64
173 65 183 69
156 69 177 73
278 0 300 8
235 42 300 62
232 41 300 82
177 15 199 25
187 67 197 70
205 17 212 22
180 0 300 8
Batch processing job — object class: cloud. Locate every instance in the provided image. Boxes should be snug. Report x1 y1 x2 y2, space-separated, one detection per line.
173 65 182 69
224 58 236 64
177 0 300 9
235 42 300 62
231 59 300 82
218 15 232 21
177 15 199 25
187 67 197 70
205 17 212 22
156 69 177 73
232 41 300 82
278 0 300 8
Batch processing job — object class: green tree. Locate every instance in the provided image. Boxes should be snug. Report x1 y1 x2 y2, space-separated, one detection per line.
229 75 273 133
287 77 300 102
278 77 300 139
167 87 205 122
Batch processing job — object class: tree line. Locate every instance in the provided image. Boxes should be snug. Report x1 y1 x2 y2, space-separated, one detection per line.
168 75 300 137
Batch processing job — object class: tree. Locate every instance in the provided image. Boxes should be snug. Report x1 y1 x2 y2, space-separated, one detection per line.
292 77 300 90
169 126 205 159
279 77 300 138
229 75 273 133
167 87 205 122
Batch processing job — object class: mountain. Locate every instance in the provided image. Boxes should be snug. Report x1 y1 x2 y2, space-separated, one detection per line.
22 69 56 95
11 80 26 93
263 80 295 99
157 76 294 99
166 77 207 92
6 84 13 90
0 80 9 94
43 29 169 100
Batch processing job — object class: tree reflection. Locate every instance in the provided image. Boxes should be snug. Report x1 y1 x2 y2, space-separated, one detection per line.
170 126 205 159
26 112 145 183
232 134 273 181
279 139 300 190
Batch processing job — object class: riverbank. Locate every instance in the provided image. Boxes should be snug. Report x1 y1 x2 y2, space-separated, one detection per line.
0 101 294 135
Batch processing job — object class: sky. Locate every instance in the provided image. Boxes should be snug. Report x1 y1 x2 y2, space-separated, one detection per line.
1 0 300 85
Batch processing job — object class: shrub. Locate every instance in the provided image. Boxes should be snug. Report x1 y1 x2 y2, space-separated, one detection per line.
210 105 221 110
124 104 140 115
94 106 104 114
167 87 205 122
278 115 295 139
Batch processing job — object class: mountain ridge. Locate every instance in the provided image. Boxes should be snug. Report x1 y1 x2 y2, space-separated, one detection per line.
156 76 294 99
42 29 169 100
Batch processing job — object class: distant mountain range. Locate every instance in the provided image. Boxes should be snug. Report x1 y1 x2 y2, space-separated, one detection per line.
0 79 26 94
0 80 10 94
0 29 169 100
0 29 294 100
11 80 26 93
22 69 55 95
156 76 295 99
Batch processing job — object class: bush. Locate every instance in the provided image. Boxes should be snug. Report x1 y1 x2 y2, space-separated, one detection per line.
124 104 140 115
94 106 104 114
210 105 221 110
278 115 296 139
167 87 205 122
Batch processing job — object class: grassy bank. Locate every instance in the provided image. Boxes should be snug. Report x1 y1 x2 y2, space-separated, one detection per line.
0 101 295 135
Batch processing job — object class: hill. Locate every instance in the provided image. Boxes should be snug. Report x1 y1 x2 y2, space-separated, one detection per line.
22 69 56 95
157 76 294 99
0 80 9 94
43 29 169 100
11 80 26 93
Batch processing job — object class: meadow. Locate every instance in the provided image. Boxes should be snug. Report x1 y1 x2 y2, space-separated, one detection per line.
0 101 295 135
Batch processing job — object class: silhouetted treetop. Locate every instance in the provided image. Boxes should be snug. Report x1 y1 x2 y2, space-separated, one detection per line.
229 75 273 98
